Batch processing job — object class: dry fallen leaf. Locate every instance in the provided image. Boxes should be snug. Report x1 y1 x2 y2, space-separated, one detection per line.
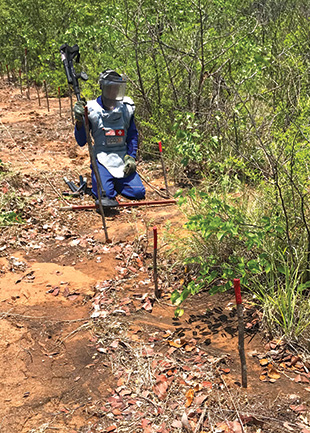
169 339 186 348
283 421 295 431
228 421 243 433
181 411 193 432
290 404 308 413
141 419 151 429
185 389 195 407
220 368 231 374
153 377 169 400
202 381 213 389
171 420 183 428
267 365 281 380
259 358 269 366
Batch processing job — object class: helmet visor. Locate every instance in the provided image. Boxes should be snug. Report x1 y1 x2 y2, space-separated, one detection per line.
101 80 127 102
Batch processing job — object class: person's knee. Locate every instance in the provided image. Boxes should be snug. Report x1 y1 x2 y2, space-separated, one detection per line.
120 184 145 199
135 185 145 199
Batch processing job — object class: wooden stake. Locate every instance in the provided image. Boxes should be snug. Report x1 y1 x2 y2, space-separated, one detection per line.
58 86 62 117
158 141 170 198
35 84 41 106
25 48 30 99
6 64 10 83
234 278 247 388
43 80 50 112
19 69 23 94
153 226 161 298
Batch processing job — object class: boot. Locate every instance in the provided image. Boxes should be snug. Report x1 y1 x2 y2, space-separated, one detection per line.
95 197 119 208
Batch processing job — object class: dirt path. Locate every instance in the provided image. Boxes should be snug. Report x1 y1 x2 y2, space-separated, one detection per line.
0 81 310 433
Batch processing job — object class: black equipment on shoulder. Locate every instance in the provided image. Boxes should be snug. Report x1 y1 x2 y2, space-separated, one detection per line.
60 43 88 101
59 43 112 236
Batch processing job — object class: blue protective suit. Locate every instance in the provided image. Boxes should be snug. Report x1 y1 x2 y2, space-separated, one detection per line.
74 95 145 200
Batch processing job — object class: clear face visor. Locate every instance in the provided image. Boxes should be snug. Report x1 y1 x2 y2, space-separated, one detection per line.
101 80 127 102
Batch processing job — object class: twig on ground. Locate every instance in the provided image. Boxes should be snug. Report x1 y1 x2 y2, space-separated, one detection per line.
194 405 208 433
137 170 173 198
56 323 89 346
0 311 89 324
220 373 245 433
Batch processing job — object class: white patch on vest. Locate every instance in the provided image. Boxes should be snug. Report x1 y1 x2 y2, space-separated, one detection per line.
97 153 126 178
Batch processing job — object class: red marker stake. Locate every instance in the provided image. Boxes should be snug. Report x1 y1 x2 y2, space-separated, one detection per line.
153 226 161 298
234 278 247 388
158 141 170 198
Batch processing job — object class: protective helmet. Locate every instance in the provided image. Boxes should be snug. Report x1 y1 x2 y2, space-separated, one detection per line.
99 70 127 109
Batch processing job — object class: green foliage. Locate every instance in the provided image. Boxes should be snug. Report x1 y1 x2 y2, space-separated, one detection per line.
0 161 25 226
0 211 23 225
251 252 310 341
171 188 285 300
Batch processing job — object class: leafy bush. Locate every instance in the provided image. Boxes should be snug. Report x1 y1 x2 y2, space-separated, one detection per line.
0 162 25 226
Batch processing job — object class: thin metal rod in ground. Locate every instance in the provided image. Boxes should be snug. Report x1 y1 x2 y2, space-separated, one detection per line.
137 170 169 199
59 199 177 211
158 141 170 198
58 86 62 117
68 85 74 124
84 105 110 242
35 84 41 107
43 80 50 112
25 48 30 99
234 278 247 388
6 64 10 83
19 69 22 94
153 226 161 298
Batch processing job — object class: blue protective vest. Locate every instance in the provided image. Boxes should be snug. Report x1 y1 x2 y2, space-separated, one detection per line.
87 97 135 178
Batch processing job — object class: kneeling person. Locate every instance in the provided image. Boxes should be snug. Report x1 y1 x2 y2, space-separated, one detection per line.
74 69 145 208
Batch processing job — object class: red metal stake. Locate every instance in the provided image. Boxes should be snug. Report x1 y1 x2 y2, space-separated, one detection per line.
158 141 170 198
59 198 177 211
234 278 247 388
153 226 161 298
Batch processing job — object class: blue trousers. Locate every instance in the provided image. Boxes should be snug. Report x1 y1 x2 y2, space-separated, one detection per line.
91 161 145 200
